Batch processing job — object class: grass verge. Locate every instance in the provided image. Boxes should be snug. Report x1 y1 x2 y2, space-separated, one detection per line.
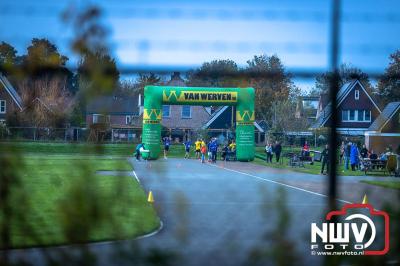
360 180 400 190
2 154 159 249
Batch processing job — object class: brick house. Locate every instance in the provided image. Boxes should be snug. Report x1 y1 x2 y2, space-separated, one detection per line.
161 72 211 141
365 102 400 153
310 79 382 136
0 73 23 124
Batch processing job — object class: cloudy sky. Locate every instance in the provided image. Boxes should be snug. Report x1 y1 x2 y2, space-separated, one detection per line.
0 0 399 91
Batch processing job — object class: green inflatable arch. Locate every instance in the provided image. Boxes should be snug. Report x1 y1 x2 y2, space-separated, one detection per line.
142 86 255 161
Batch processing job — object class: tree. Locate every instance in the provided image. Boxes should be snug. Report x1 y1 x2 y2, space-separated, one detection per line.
12 76 73 128
314 63 372 95
186 59 240 87
25 38 68 68
245 55 293 121
269 100 308 134
136 73 161 93
0 42 17 67
77 51 120 97
378 50 400 104
20 38 76 94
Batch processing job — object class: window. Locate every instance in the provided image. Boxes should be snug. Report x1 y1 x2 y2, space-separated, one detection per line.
181 106 191 118
162 105 170 117
355 90 360 100
342 110 349 121
0 100 6 114
126 116 131 125
357 110 364 121
349 110 355 121
342 109 371 122
93 114 108 124
364 110 371 122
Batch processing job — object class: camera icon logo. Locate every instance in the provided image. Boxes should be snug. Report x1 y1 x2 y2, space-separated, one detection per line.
311 203 389 256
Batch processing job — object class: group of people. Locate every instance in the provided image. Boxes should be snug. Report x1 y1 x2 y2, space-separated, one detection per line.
339 141 362 171
339 140 396 171
193 138 217 163
182 137 237 163
133 136 236 163
192 138 236 163
264 141 282 163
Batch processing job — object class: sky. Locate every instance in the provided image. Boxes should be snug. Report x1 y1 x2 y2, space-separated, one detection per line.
0 0 399 92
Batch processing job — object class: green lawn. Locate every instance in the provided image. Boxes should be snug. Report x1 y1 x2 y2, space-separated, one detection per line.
0 141 199 158
1 154 160 249
360 180 400 190
1 141 385 178
0 141 135 156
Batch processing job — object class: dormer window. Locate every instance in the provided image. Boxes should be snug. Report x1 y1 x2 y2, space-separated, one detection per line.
355 90 360 100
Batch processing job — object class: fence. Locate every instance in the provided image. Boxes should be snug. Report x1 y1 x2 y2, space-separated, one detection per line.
1 126 352 147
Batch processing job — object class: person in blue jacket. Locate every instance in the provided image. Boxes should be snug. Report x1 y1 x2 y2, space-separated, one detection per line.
210 138 218 163
350 143 359 171
207 139 212 162
135 143 145 161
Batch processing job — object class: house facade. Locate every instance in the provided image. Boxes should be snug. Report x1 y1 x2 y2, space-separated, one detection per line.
86 94 143 142
365 102 400 153
0 73 23 123
161 72 211 141
310 80 381 136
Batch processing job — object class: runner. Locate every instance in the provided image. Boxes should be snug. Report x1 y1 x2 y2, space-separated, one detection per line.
163 136 171 159
229 140 236 151
200 142 207 163
195 139 201 159
183 139 192 159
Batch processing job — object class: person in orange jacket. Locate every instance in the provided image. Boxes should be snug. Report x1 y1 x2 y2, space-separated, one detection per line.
200 143 207 163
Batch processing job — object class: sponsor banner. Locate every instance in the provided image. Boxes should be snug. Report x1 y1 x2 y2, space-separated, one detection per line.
163 90 238 103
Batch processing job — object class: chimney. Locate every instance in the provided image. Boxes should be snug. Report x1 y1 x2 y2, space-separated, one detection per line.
138 93 144 115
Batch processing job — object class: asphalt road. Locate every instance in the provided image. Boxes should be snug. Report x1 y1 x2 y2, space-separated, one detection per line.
129 158 398 265
3 158 398 266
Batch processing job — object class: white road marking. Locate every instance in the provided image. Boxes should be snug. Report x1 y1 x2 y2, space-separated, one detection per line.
132 170 141 184
209 163 352 204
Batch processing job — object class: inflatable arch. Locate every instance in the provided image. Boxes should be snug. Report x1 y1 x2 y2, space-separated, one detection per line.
142 86 255 161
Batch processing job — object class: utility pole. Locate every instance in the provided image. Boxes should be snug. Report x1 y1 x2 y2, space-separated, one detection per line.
328 0 341 213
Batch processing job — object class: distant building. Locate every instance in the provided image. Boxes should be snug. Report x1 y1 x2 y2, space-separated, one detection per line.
365 102 400 153
310 80 382 136
86 94 143 142
0 73 23 124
